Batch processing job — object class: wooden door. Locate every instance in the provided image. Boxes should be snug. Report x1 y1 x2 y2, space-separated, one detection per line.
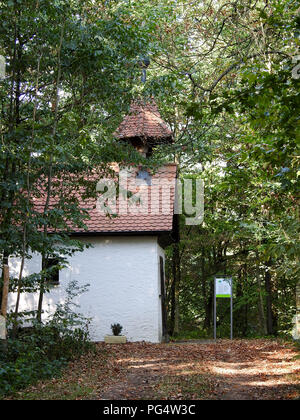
160 256 168 339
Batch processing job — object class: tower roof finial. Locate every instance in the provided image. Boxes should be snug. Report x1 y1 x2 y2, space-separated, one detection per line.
138 56 150 83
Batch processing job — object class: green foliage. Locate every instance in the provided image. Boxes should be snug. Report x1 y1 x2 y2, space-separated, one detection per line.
0 333 66 397
0 0 160 324
0 280 94 397
162 0 299 339
170 328 210 341
0 0 298 364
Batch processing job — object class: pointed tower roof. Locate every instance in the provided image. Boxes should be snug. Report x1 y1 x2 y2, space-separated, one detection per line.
114 99 173 144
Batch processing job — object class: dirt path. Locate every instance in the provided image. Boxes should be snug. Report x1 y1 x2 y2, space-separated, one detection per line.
9 339 299 400
98 340 300 400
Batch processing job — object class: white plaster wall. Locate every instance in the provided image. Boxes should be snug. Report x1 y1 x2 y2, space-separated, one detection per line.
7 236 165 343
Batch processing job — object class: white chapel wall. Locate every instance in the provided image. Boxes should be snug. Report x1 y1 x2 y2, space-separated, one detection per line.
7 236 164 342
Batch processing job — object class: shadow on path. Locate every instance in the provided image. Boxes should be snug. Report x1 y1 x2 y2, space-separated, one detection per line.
98 339 300 400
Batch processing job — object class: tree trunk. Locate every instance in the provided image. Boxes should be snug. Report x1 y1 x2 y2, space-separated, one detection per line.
174 246 181 335
13 55 41 333
1 265 10 318
204 284 213 330
36 25 64 322
170 242 180 335
265 260 276 335
202 249 212 330
37 255 46 323
236 267 244 335
257 256 267 335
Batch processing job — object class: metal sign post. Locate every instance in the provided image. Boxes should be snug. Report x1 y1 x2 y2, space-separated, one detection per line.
214 277 233 340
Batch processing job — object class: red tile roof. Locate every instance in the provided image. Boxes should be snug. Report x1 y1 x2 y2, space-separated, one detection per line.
114 100 173 142
33 163 177 234
32 100 176 236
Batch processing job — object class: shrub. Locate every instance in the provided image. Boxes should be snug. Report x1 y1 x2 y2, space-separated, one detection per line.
0 280 94 397
0 336 66 396
111 323 123 336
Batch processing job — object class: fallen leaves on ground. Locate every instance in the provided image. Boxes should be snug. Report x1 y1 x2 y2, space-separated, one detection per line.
5 339 300 400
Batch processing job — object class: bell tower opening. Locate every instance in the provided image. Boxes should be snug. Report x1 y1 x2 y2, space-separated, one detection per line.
114 99 173 157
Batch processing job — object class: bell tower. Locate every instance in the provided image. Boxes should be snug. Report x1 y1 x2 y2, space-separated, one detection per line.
114 58 173 157
114 99 173 157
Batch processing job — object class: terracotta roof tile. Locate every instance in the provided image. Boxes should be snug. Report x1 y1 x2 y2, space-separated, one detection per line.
34 164 177 234
114 100 173 142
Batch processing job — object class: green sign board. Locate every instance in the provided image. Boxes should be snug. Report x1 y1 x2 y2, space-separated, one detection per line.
215 278 232 298
214 277 233 340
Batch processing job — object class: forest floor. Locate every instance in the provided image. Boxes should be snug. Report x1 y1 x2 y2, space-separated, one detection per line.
7 339 300 400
